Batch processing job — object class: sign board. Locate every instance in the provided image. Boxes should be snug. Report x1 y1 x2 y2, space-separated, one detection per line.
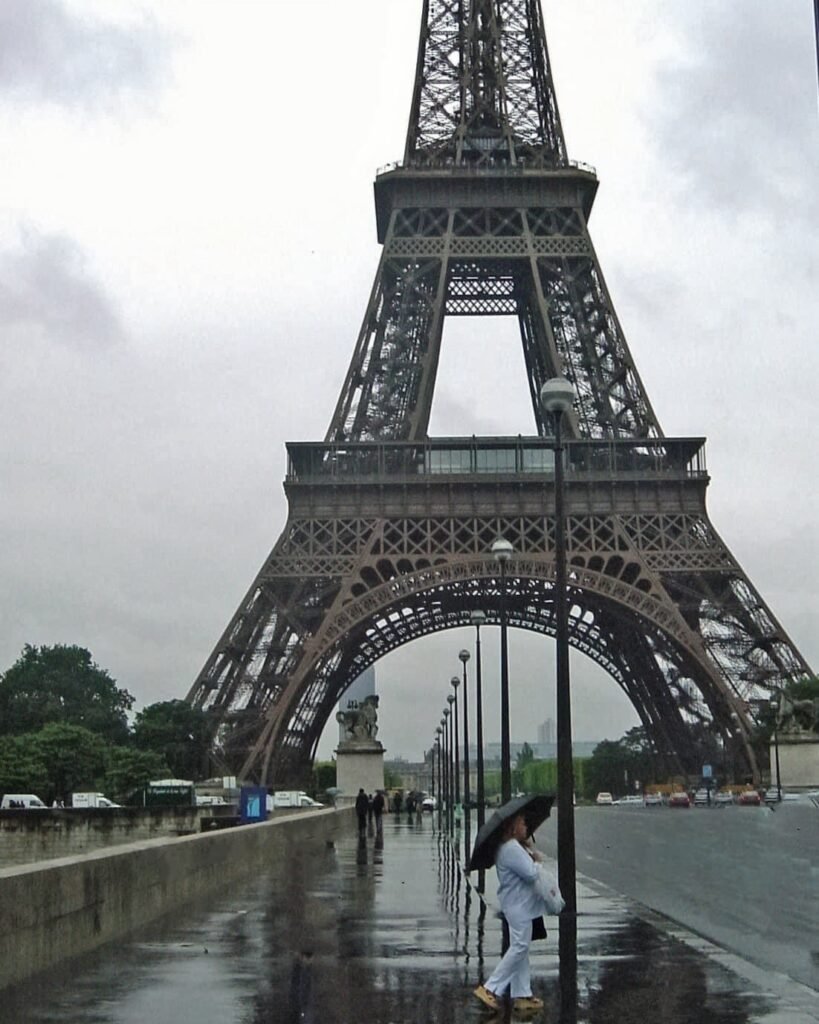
702 764 712 778
240 786 268 824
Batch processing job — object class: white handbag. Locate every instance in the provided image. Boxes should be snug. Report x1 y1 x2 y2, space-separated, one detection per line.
535 865 565 915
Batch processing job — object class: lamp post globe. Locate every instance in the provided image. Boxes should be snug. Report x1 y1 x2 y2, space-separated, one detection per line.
539 375 575 418
491 537 513 562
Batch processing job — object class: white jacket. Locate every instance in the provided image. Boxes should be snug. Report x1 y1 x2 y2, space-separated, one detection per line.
495 839 547 925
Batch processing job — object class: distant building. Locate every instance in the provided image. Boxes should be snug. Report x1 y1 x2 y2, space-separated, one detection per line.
537 718 555 746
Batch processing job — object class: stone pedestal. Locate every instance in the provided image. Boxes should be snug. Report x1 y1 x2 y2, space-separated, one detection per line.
771 732 819 790
335 742 385 806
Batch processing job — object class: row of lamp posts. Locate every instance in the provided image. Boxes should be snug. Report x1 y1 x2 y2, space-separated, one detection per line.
429 375 578 925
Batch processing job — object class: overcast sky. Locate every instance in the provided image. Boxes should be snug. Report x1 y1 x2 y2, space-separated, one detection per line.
1 1 816 763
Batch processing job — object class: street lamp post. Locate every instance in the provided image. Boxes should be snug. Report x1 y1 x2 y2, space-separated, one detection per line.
434 726 442 810
540 375 578 921
450 677 461 819
770 698 782 801
444 712 450 831
492 537 514 803
446 697 456 834
470 611 487 835
458 650 471 855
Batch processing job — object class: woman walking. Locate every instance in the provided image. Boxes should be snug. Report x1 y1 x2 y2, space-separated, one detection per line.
473 810 550 1014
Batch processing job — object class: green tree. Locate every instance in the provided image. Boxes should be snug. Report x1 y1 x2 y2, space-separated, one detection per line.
132 700 210 780
0 734 48 798
585 739 631 799
28 723 108 804
512 742 536 793
103 747 169 803
313 760 337 794
0 645 133 744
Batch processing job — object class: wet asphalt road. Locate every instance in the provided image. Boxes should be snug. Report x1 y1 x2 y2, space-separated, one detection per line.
3 811 817 1024
537 800 819 991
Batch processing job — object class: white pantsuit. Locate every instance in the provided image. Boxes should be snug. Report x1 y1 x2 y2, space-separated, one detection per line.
484 840 547 999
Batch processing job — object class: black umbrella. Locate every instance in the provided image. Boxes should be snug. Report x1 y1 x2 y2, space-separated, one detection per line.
467 793 555 872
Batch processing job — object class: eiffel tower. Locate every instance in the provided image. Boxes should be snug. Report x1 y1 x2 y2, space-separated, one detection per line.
188 0 811 786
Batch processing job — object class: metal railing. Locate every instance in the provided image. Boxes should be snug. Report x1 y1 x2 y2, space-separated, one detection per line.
376 157 597 177
286 437 707 484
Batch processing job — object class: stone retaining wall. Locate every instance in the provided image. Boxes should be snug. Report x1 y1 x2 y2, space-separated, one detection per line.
0 807 351 991
0 806 208 867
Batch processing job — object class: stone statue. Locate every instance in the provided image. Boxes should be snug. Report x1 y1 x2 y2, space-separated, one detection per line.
336 694 380 743
775 692 819 734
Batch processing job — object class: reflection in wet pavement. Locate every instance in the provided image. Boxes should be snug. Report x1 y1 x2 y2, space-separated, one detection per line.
2 817 814 1023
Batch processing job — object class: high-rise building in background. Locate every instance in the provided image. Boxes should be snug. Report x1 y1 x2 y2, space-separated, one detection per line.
537 719 555 746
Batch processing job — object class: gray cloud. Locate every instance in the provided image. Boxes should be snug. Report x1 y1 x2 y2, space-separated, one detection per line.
0 227 125 349
654 1 818 215
0 0 173 108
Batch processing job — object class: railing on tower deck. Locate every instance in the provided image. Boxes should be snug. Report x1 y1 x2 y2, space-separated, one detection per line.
286 437 707 484
375 157 597 177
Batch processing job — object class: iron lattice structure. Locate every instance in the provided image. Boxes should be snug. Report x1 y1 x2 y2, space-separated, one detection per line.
188 0 811 786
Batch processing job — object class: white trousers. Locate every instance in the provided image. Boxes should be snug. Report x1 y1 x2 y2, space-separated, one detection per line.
485 918 532 999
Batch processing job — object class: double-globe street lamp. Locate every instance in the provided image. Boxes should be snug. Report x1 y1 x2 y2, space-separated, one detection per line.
491 537 514 803
539 375 578 924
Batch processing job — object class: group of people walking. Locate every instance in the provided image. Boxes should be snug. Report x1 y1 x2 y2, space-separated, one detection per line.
354 787 385 834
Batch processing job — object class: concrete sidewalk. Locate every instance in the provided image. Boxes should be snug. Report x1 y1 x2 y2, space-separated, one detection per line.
2 815 817 1023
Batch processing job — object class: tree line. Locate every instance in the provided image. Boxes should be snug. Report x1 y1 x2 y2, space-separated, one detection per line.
0 644 210 805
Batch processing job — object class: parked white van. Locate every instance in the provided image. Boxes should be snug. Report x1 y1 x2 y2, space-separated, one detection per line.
1 794 47 809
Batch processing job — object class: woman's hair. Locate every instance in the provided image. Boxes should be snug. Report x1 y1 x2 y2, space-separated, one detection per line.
502 813 524 839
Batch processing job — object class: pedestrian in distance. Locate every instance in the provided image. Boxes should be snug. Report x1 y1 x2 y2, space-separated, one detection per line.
354 788 368 836
473 812 552 1015
367 793 374 826
372 790 385 833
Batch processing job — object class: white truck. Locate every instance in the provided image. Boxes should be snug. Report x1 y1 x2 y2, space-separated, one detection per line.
268 791 323 809
1 793 47 809
71 792 120 809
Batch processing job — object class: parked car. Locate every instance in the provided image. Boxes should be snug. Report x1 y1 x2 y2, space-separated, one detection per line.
693 789 710 807
620 795 643 807
421 796 437 811
713 791 735 805
643 792 663 807
668 791 691 808
595 792 614 806
762 789 782 804
738 789 761 806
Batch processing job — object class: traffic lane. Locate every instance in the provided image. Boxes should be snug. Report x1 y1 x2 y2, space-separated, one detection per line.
537 802 819 991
